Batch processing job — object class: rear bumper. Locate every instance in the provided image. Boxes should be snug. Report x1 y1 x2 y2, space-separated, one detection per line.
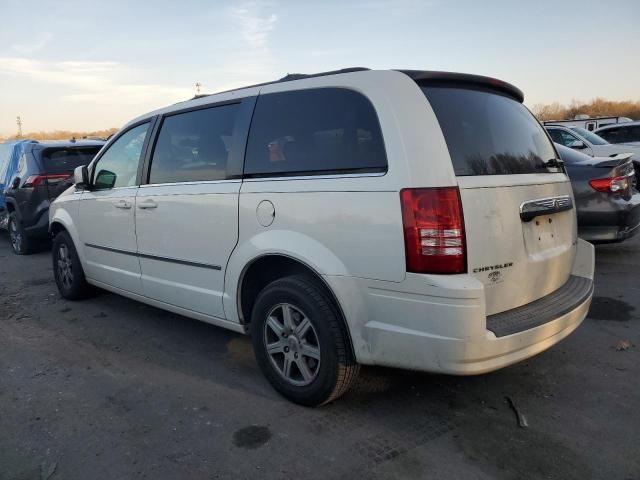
578 192 640 243
326 239 595 375
23 208 50 239
579 222 640 243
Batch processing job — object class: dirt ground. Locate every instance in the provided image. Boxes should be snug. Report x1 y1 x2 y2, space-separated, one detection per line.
0 232 638 480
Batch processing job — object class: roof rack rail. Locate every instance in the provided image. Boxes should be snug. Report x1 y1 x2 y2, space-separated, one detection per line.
186 67 370 102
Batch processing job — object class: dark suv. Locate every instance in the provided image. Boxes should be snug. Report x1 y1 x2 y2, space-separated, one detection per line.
0 139 104 254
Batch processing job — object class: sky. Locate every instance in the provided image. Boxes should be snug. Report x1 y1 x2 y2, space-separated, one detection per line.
0 0 639 136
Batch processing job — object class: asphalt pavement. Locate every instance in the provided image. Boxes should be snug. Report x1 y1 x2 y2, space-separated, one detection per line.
0 232 638 479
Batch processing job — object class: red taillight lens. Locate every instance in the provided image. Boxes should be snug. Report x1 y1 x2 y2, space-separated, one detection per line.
23 174 72 188
400 187 467 274
589 175 629 193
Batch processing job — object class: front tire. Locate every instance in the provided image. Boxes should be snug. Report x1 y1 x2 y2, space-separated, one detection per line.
8 212 33 255
52 230 93 300
250 275 359 406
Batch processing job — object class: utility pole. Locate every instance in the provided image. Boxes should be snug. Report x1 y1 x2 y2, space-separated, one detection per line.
195 82 202 96
16 116 23 138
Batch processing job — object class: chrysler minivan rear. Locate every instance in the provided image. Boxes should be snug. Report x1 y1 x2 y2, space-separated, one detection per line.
360 72 594 374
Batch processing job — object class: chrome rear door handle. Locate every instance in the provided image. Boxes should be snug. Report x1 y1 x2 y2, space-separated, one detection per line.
114 200 132 209
519 195 573 222
138 199 158 209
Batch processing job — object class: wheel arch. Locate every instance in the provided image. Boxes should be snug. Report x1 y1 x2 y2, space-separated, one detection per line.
49 209 85 265
236 253 356 358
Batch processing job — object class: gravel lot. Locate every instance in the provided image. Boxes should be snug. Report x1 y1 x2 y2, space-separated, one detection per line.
1 232 638 480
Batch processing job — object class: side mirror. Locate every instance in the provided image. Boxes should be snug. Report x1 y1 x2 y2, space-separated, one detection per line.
569 140 586 149
93 169 117 190
74 165 89 189
11 177 20 189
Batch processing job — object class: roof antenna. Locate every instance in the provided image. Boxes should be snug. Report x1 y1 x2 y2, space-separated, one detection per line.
195 82 202 95
16 116 23 138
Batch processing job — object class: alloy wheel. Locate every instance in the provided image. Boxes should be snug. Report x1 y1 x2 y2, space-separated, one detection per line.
263 303 321 386
57 244 74 289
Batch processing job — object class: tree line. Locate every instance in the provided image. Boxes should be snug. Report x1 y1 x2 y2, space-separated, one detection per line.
533 98 640 121
0 128 119 143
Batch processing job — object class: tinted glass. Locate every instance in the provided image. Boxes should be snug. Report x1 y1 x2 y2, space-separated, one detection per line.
422 86 559 175
93 123 149 190
42 147 102 174
597 127 624 143
547 128 582 148
569 127 608 145
149 104 239 184
244 88 387 177
631 126 640 142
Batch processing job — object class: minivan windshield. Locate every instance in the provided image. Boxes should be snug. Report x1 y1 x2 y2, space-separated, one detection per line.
41 146 102 174
568 127 609 145
421 85 560 176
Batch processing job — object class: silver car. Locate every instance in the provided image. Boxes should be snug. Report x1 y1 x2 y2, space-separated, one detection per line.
545 125 640 159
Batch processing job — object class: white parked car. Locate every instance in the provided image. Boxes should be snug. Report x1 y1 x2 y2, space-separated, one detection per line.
49 68 595 406
545 125 640 159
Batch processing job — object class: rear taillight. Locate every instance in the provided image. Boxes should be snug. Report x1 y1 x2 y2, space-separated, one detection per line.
400 187 467 274
589 175 630 193
23 174 72 188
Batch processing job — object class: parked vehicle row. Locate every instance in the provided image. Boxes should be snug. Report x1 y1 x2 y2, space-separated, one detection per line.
42 68 595 406
545 124 640 159
0 139 104 254
542 116 632 132
556 145 640 243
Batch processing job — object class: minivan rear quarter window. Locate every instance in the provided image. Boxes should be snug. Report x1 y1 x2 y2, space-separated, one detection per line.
422 85 559 175
244 88 387 177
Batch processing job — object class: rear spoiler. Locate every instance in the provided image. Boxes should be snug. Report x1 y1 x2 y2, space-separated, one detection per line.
398 70 524 103
587 153 634 169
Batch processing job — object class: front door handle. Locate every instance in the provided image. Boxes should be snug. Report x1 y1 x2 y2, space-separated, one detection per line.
114 200 132 209
138 199 158 209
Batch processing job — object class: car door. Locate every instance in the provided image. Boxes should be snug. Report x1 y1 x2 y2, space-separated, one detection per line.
135 99 253 319
78 121 152 294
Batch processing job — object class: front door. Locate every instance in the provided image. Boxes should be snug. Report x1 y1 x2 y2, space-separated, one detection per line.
135 102 244 319
78 122 151 294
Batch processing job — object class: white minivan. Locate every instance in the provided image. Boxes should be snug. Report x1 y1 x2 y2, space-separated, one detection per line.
49 68 595 406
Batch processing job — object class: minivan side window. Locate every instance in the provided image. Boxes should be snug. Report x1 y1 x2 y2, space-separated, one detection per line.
244 88 387 177
93 123 150 190
149 103 239 184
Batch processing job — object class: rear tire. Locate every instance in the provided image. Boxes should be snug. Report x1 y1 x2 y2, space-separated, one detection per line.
8 212 33 255
52 230 93 300
250 275 359 406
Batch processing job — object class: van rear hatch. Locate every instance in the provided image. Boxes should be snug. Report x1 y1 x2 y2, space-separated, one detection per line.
419 80 575 316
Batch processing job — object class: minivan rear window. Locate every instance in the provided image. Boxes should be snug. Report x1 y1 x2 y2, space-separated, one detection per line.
422 85 559 176
244 88 387 177
42 147 102 174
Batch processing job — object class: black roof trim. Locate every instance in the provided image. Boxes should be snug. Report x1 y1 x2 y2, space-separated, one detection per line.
187 67 370 102
399 70 524 103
